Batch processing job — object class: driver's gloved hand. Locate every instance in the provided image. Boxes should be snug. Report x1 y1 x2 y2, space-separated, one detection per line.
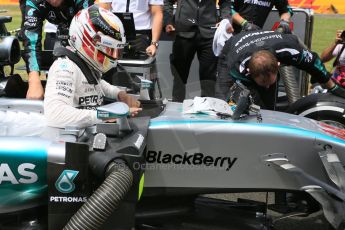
329 84 345 98
241 20 260 32
275 20 291 34
229 81 251 120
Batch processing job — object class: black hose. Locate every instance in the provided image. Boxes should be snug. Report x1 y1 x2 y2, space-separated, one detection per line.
279 65 301 104
64 162 133 230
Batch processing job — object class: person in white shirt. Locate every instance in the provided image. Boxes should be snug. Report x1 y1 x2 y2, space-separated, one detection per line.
44 5 141 128
99 0 163 57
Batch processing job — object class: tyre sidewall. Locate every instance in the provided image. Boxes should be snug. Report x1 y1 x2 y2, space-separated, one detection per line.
287 93 345 127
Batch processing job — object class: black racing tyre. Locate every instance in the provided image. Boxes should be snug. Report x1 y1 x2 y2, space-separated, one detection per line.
286 93 345 129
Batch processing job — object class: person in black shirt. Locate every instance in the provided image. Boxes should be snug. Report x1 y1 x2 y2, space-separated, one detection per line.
231 0 293 33
18 0 26 41
164 0 232 102
22 0 94 100
216 30 345 109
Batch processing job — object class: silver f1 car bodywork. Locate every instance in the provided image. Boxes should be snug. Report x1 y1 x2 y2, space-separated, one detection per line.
145 102 345 191
0 98 345 229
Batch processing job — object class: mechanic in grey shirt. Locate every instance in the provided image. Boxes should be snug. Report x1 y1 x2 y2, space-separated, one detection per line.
164 0 232 102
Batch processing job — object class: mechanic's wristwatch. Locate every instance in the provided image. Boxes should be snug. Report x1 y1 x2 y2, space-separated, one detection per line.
151 41 159 48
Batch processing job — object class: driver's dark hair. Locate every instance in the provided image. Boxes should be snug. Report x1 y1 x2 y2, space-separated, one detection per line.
248 50 279 80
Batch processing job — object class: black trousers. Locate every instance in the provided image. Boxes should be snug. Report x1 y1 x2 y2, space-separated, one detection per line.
18 0 26 40
170 33 217 102
44 32 57 50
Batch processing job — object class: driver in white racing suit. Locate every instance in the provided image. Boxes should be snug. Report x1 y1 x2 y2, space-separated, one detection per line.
44 5 141 128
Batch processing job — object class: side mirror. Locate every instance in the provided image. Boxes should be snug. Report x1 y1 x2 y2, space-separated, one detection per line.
140 78 152 89
97 102 131 132
140 78 153 100
97 102 129 119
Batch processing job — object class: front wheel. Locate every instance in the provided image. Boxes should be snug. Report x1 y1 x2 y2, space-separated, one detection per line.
286 93 345 129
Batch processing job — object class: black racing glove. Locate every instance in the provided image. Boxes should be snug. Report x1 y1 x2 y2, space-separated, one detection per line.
329 84 345 99
229 81 251 120
241 20 260 32
275 20 291 34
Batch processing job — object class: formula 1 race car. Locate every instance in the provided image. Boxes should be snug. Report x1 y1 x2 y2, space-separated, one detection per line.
0 95 345 230
1 15 345 230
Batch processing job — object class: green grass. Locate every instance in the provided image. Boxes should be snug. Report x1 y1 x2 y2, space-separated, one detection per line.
1 4 345 76
312 15 345 71
1 5 22 32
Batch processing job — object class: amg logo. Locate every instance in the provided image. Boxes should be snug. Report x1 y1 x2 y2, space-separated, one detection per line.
146 151 237 171
50 196 87 203
0 163 38 184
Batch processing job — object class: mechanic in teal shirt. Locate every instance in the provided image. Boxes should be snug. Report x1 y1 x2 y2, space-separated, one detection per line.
22 0 94 100
216 30 345 109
